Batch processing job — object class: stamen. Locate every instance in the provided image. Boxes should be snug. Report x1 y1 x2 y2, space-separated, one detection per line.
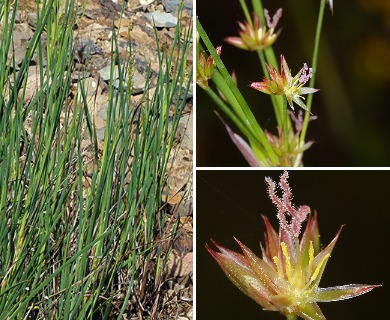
273 256 283 278
308 241 315 274
309 253 330 283
281 242 293 282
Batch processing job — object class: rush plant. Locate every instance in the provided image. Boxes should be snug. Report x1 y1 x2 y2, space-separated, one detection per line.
0 0 192 318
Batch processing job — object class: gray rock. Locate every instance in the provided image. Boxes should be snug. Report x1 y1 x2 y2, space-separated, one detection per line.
162 0 192 14
10 23 34 66
98 104 108 122
74 38 102 62
177 113 193 150
98 64 120 81
172 83 193 104
99 65 146 94
145 12 177 28
84 8 95 19
131 70 147 93
88 55 107 72
31 33 47 67
112 71 146 94
96 126 106 141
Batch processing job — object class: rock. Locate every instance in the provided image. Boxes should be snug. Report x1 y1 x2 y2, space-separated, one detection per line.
176 197 193 217
129 25 154 45
145 12 177 28
127 0 140 9
74 38 102 62
77 77 97 95
10 23 34 66
96 127 106 141
167 252 193 277
26 12 38 29
139 0 155 5
186 308 193 319
114 18 132 29
99 0 123 16
165 147 192 192
83 22 112 40
13 8 27 23
98 64 118 81
75 77 109 141
31 33 47 66
172 83 193 104
99 64 147 93
162 0 193 14
88 55 108 72
83 8 95 19
177 113 193 151
94 96 109 140
134 56 152 75
21 66 41 104
131 70 147 93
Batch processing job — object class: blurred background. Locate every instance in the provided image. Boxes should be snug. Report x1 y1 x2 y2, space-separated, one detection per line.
197 0 390 166
196 170 388 319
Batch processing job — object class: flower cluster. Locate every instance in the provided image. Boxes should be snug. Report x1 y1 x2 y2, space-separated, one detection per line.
251 55 318 111
225 9 282 51
196 34 222 90
263 111 317 166
207 171 380 320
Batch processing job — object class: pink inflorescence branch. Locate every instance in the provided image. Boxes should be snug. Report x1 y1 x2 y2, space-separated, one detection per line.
265 171 310 238
299 63 313 84
264 8 283 29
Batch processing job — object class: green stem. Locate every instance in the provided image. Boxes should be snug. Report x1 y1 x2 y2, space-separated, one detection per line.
204 84 268 162
252 4 286 132
212 70 248 124
239 0 253 27
257 51 282 127
211 71 271 162
300 0 326 144
258 49 268 79
282 97 289 147
197 18 279 164
251 0 264 26
197 20 255 131
287 315 298 320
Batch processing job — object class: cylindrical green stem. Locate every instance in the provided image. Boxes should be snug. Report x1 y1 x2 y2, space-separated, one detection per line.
204 85 268 162
287 315 298 320
239 0 253 26
197 18 279 164
251 0 264 26
211 71 274 163
300 0 326 144
282 97 289 147
257 50 282 128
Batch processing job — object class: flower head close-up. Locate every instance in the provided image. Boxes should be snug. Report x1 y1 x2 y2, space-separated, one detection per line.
225 9 282 51
250 55 319 111
207 171 380 320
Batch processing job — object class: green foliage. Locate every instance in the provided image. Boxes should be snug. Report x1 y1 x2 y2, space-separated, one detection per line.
0 0 192 318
